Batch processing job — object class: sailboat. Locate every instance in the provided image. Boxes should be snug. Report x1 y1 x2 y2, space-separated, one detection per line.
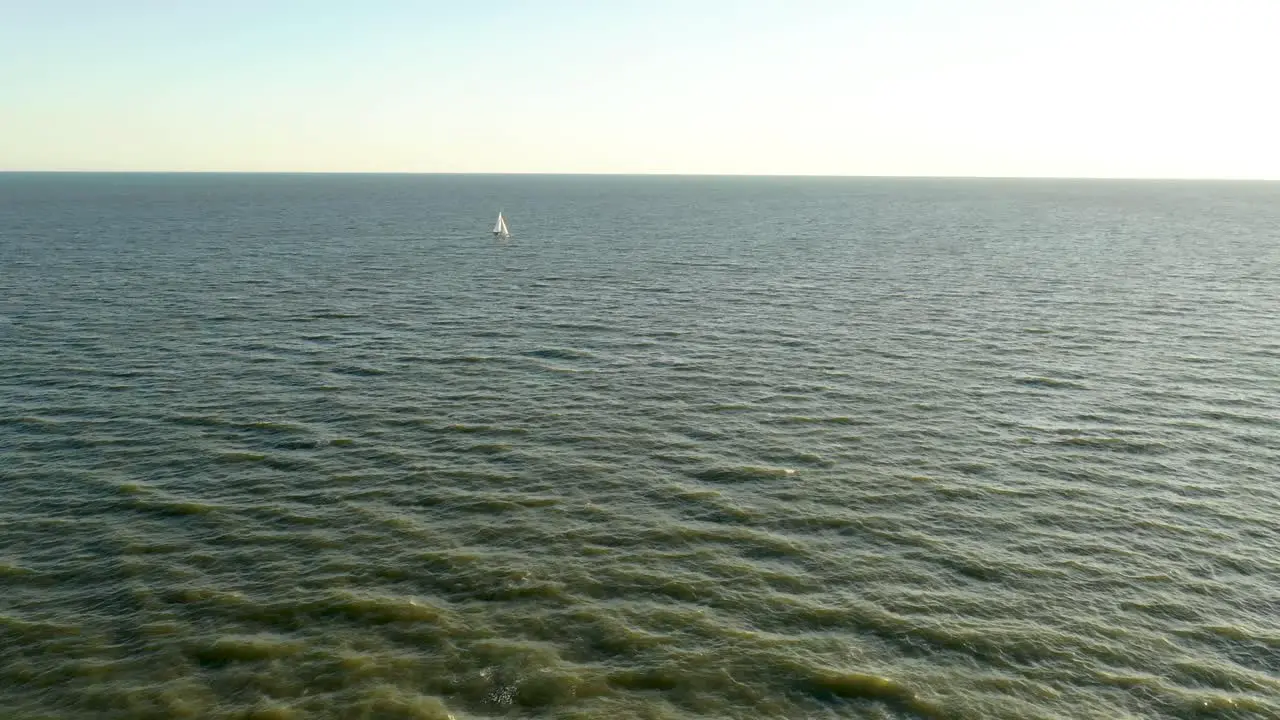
492 211 510 239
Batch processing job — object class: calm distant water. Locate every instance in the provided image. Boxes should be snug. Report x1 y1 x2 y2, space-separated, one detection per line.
2 173 1278 720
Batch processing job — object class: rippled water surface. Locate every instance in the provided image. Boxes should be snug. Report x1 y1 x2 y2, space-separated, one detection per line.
2 174 1278 720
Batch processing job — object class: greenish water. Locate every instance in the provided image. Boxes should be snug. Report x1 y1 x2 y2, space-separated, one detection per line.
1 174 1277 719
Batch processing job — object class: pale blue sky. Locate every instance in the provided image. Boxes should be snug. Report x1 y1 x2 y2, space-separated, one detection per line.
2 0 1277 177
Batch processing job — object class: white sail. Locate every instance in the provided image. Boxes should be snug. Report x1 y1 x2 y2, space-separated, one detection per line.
492 211 509 238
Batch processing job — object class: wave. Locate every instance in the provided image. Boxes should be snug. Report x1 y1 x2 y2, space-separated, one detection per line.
1052 436 1169 453
772 414 867 425
523 348 596 360
439 423 529 436
190 633 304 666
1016 376 1088 390
331 364 389 376
694 465 797 483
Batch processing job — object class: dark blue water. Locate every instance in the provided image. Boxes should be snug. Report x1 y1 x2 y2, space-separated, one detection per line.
2 173 1278 719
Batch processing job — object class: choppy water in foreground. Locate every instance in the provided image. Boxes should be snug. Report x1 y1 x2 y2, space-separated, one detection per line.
1 174 1278 720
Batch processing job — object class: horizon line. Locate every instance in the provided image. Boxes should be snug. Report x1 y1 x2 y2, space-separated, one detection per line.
1 170 1277 182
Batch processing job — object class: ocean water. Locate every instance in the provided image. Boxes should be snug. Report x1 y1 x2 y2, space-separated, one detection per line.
1 173 1277 720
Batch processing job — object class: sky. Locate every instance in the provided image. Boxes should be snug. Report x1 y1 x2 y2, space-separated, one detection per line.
2 0 1277 177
